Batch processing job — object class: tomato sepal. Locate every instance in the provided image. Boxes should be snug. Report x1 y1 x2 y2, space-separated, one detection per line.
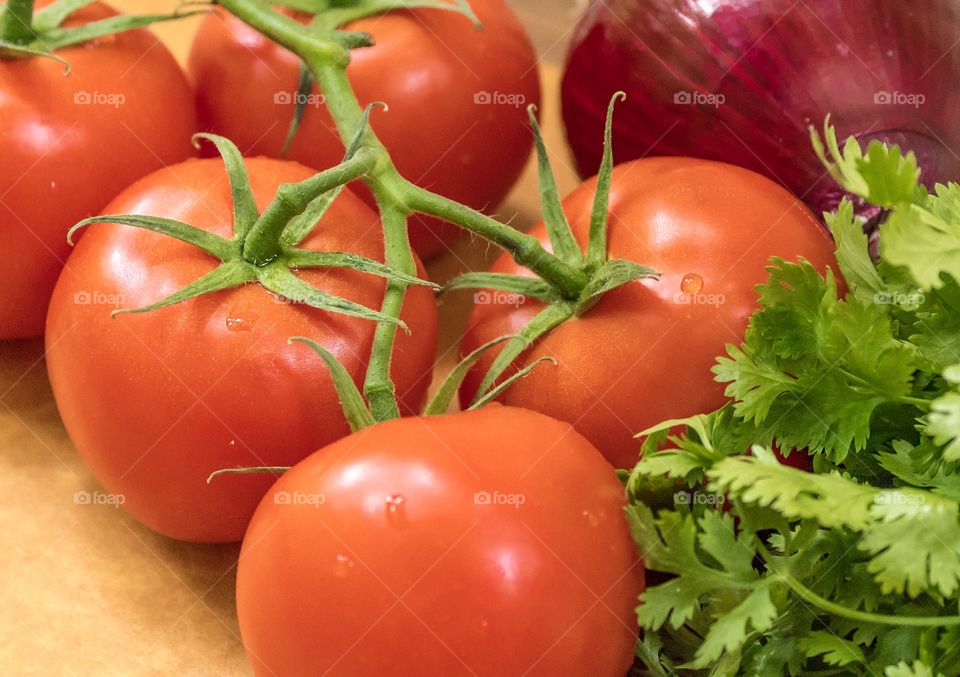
111 259 258 318
69 214 239 260
442 272 558 303
585 92 626 270
258 264 409 329
574 258 660 316
423 334 519 416
470 301 575 404
193 133 260 238
468 356 557 410
527 103 581 266
0 0 204 62
283 250 438 289
290 337 376 431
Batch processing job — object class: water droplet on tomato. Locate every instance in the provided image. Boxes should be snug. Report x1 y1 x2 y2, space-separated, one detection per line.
385 493 406 525
680 273 703 294
480 619 489 629
333 553 355 578
225 313 258 332
582 510 601 527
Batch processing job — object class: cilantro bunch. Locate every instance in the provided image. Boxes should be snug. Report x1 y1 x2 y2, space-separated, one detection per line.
627 123 960 677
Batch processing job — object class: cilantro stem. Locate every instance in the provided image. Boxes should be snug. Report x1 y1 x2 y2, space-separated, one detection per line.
900 395 932 410
735 499 960 628
772 568 960 627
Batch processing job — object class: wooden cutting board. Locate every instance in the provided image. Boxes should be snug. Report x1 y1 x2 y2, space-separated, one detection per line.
0 2 581 674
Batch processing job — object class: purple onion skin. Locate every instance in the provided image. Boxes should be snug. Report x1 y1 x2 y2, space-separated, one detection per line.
561 0 960 219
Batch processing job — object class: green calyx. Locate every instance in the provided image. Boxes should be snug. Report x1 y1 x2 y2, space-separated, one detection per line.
443 92 660 405
0 0 203 67
67 132 437 328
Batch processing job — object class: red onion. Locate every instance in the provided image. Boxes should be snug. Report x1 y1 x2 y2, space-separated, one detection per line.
561 0 960 220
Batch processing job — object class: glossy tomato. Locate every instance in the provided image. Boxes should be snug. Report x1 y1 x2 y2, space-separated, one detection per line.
187 1 540 258
237 405 643 677
45 157 438 543
460 158 839 470
0 1 196 339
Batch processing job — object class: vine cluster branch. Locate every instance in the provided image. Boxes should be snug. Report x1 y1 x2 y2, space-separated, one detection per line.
216 0 588 421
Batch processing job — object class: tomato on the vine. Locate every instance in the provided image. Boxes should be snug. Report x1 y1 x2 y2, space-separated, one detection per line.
187 0 540 258
45 156 438 543
460 158 839 470
237 404 643 677
0 1 196 339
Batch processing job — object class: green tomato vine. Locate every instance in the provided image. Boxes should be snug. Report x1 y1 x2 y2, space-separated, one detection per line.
211 0 654 422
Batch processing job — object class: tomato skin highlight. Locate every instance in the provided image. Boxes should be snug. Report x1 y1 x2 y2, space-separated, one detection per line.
236 405 643 677
45 157 438 543
460 158 840 470
187 1 540 258
0 1 197 339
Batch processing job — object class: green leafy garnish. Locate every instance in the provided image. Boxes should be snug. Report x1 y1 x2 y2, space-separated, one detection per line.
629 122 960 676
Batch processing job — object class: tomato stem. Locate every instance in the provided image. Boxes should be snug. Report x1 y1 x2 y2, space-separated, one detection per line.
241 147 377 265
403 186 588 299
308 57 415 423
362 200 411 422
0 0 34 44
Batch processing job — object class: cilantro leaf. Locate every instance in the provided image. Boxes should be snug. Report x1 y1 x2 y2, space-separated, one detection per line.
687 582 777 668
796 630 866 666
882 184 960 290
884 660 941 677
715 259 921 461
862 490 960 597
908 277 960 369
826 197 885 302
811 119 921 208
924 365 960 461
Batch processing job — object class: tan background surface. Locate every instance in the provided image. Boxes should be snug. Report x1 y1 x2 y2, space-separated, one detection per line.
0 2 581 675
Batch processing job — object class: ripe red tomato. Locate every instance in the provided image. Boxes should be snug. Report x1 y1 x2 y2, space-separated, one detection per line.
237 405 643 676
0 1 196 339
187 1 540 258
461 158 839 470
45 157 438 543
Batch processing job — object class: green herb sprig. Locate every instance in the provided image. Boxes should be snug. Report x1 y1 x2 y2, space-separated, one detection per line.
628 123 960 677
